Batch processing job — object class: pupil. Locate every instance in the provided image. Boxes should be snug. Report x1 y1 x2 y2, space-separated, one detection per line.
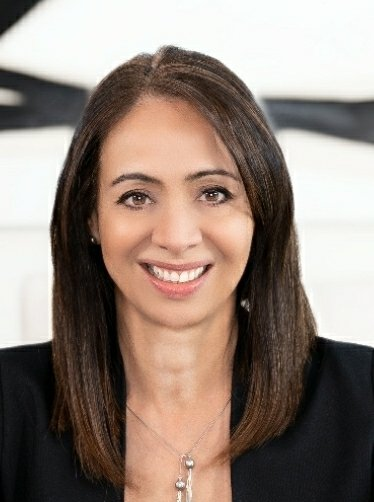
134 195 144 204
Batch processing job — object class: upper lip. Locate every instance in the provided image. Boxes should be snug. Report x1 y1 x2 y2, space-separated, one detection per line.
141 260 212 271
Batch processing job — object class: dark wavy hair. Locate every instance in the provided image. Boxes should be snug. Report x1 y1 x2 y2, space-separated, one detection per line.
50 45 317 487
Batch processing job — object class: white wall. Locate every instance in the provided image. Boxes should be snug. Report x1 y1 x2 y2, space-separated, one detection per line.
280 131 374 346
0 128 71 346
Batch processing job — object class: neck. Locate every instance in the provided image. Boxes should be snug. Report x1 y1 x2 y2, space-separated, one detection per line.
117 303 238 415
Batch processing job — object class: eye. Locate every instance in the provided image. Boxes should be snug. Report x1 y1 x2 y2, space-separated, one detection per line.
116 191 153 210
199 187 233 205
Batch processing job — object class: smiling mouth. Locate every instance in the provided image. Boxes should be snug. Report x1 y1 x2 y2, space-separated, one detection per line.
143 263 211 284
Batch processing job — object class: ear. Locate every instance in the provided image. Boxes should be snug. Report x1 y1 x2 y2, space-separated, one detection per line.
88 210 100 244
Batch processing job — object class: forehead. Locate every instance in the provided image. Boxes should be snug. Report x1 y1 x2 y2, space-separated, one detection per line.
99 96 239 182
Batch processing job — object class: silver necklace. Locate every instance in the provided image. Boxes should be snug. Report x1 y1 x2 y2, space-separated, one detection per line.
126 395 231 502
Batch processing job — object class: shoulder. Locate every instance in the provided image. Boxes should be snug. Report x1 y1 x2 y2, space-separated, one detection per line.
312 335 373 376
315 335 373 353
0 340 53 387
0 340 52 361
303 336 373 419
0 341 54 427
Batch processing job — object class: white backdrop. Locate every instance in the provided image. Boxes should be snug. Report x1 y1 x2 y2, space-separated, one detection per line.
0 0 373 347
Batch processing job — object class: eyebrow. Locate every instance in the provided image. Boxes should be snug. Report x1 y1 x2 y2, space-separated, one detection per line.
110 168 240 187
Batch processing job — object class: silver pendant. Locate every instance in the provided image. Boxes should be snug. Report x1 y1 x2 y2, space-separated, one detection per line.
175 476 186 502
185 456 194 502
175 455 195 502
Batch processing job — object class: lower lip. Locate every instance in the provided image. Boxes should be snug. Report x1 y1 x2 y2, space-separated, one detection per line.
142 265 211 299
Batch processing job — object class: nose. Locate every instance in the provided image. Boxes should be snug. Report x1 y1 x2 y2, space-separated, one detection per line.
151 201 203 254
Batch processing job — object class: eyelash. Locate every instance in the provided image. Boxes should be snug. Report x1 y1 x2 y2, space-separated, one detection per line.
116 186 234 211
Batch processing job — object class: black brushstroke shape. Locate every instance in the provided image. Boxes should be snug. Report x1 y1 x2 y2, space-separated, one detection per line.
0 69 88 129
0 1 373 145
0 0 44 36
0 68 374 146
264 98 374 144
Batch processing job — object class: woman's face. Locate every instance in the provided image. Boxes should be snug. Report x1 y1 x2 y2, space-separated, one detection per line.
90 96 254 329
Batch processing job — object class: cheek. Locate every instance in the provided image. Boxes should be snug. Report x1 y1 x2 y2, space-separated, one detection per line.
214 215 254 270
97 212 145 267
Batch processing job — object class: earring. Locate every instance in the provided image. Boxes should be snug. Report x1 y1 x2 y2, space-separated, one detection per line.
90 235 97 245
240 298 250 311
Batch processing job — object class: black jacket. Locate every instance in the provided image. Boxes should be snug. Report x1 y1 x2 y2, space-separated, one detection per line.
0 337 373 501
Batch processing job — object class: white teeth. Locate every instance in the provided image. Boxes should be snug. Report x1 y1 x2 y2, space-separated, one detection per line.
195 266 204 279
147 264 207 283
152 266 163 279
179 271 189 283
170 271 179 283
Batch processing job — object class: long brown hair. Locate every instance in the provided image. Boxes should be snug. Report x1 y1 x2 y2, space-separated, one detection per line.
50 45 317 487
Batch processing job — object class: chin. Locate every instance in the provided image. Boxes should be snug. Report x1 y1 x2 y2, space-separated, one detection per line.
147 307 209 330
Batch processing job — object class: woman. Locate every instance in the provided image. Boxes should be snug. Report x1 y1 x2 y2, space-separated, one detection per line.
0 45 373 502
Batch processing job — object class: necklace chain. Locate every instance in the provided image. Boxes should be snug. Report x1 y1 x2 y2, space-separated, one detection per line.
126 395 231 501
126 394 231 457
